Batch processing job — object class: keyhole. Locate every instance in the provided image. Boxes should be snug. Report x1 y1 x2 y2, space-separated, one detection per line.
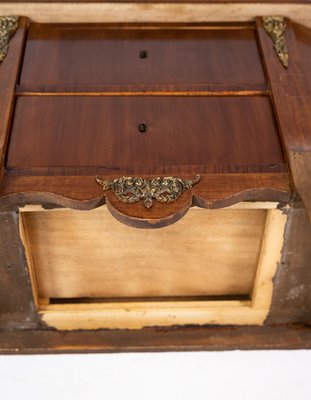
138 123 147 133
139 50 148 59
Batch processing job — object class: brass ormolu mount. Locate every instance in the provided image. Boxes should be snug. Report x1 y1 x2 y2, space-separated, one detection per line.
96 175 201 209
263 16 289 68
0 16 19 62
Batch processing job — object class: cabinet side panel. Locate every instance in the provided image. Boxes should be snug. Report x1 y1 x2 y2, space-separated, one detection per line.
256 18 311 220
267 209 311 324
0 212 38 329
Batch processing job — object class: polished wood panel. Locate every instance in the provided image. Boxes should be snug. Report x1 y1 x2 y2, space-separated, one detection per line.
0 17 28 180
0 173 291 227
257 19 311 220
7 96 284 170
20 24 266 86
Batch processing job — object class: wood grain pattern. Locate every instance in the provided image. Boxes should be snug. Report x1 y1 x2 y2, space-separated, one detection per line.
257 19 311 220
0 324 310 354
268 209 311 324
0 212 38 329
0 173 291 227
0 4 310 28
30 208 284 330
0 17 27 180
20 207 266 299
6 96 284 170
20 24 266 86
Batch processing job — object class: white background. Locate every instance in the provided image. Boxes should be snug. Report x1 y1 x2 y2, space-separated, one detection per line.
0 351 310 400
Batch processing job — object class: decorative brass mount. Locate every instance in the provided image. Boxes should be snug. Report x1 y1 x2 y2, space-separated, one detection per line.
0 16 19 62
96 175 201 209
262 16 288 68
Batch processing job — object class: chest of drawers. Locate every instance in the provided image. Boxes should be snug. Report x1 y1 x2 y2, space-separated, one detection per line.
0 2 310 352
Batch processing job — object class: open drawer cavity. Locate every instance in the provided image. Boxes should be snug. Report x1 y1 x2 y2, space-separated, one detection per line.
19 205 287 330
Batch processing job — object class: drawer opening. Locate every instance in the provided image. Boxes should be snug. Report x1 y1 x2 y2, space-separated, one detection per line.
19 205 287 329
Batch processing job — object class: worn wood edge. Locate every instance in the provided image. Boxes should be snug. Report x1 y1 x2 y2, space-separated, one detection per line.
0 4 310 27
40 301 268 330
23 209 283 330
0 324 310 354
288 151 311 221
267 208 311 324
256 19 311 222
19 213 40 309
19 201 282 212
251 209 287 311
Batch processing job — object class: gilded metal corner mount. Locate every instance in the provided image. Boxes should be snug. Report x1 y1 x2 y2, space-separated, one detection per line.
262 16 288 68
0 16 19 62
96 175 201 209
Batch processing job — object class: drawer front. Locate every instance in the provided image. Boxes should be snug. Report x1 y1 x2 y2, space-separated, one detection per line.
19 24 266 87
7 96 284 172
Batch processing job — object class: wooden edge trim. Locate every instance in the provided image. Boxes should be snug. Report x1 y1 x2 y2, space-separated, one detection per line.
40 301 267 330
0 324 310 354
0 17 28 180
251 209 287 310
0 173 292 226
256 18 311 221
0 4 310 27
19 213 40 309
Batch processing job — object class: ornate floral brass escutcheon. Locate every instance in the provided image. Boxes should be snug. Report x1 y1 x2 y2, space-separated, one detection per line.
0 16 19 62
262 16 288 68
96 175 201 209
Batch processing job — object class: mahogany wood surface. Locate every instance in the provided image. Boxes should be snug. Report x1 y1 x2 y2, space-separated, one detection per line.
20 24 266 87
0 17 28 179
0 173 291 227
7 96 284 170
257 19 311 220
1 21 292 225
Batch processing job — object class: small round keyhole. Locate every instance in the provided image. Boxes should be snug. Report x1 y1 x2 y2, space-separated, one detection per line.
139 50 148 59
138 123 147 133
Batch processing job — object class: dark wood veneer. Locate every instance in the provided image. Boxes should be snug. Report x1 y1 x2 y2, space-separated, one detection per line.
20 24 266 87
7 96 284 170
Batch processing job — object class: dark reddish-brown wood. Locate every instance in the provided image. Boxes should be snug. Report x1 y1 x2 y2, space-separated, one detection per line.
20 24 266 87
257 19 311 220
0 17 28 180
0 173 291 227
7 96 284 170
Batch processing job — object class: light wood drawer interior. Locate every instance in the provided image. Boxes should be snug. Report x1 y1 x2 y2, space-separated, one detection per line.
19 206 287 330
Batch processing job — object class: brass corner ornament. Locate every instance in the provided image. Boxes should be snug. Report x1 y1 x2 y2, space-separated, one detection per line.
96 175 201 209
262 16 288 68
0 16 19 62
